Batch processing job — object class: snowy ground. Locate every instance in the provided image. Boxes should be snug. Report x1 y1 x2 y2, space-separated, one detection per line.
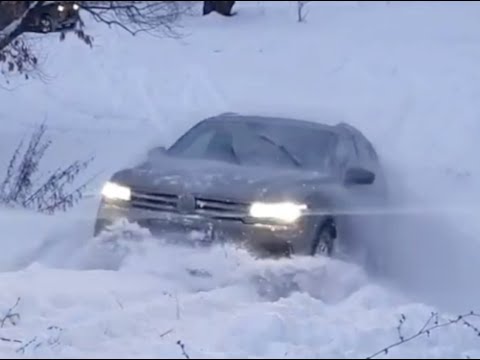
1 1 480 358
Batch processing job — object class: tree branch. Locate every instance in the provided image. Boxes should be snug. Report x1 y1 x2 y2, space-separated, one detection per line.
0 336 23 344
78 1 192 38
0 1 191 81
366 311 480 359
0 297 21 328
0 2 47 51
177 340 191 359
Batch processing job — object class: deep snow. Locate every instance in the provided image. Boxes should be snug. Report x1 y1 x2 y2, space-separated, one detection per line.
1 1 480 358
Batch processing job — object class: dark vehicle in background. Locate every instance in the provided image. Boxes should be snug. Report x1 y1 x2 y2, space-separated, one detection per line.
23 2 80 33
94 113 387 258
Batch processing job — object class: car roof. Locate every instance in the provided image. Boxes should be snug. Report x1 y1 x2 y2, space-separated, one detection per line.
204 113 342 133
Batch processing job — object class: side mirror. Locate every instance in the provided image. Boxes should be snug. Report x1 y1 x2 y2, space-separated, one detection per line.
345 167 375 186
148 146 167 159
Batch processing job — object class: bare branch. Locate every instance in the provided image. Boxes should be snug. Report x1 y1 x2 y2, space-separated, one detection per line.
16 326 63 354
175 293 180 321
296 1 310 23
0 336 23 344
0 1 191 81
367 311 480 359
0 297 21 328
0 1 42 49
0 37 39 81
177 340 191 359
159 328 174 339
1 123 94 214
78 1 194 38
15 337 37 354
0 1 57 79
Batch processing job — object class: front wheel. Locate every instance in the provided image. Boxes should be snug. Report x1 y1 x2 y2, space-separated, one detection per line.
311 219 336 257
40 14 54 33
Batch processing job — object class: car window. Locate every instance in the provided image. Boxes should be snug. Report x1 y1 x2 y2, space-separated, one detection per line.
365 141 379 162
335 136 357 168
168 120 338 171
170 128 217 157
353 135 379 164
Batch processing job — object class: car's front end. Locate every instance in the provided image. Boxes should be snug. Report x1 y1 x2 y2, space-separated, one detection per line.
57 3 81 26
94 180 318 257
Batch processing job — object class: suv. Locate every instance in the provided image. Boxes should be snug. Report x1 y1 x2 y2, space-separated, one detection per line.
94 114 388 258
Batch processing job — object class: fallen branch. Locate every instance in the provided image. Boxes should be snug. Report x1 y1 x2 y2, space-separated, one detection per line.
0 336 22 344
15 337 37 354
159 328 174 339
0 297 21 328
296 1 310 23
177 340 190 359
15 326 63 354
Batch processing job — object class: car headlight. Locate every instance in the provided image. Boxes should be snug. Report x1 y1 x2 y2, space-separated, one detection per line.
249 202 307 223
57 4 65 12
101 182 131 201
73 3 80 11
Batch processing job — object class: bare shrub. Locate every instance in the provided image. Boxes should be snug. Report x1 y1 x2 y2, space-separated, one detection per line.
0 123 94 214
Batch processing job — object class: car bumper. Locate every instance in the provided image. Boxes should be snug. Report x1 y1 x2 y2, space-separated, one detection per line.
95 201 315 256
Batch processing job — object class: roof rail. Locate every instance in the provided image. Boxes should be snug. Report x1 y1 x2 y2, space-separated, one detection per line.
335 122 356 130
335 122 365 136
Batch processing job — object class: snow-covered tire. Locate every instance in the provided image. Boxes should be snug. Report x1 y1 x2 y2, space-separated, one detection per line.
311 219 336 257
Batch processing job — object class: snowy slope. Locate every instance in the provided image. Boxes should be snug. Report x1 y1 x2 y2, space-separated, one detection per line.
1 1 480 358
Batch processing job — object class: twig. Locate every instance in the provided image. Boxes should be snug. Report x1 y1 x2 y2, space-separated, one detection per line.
174 293 180 321
0 336 22 344
14 326 63 354
111 295 124 310
296 1 310 23
176 340 190 359
366 311 480 359
16 337 37 354
159 328 174 339
0 297 21 328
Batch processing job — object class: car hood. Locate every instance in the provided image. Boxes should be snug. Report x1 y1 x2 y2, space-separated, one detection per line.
111 156 337 202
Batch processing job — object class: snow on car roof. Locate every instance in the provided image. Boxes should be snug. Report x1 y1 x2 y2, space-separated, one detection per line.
206 113 340 132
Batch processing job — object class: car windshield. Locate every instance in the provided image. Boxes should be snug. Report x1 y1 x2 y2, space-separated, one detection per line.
167 119 338 171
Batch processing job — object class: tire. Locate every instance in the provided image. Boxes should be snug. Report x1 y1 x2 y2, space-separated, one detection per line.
311 219 336 257
40 14 54 33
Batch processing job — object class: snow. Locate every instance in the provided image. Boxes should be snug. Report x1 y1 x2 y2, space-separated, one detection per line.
1 1 480 358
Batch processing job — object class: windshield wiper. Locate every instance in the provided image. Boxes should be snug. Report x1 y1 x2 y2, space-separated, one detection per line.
229 144 241 165
257 134 302 167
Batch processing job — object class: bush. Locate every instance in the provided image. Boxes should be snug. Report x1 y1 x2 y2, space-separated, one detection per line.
0 123 93 214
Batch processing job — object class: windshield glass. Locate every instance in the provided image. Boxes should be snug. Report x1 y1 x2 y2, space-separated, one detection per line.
167 120 338 171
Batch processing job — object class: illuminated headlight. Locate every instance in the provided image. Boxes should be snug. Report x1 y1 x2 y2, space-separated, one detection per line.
250 202 307 223
73 3 80 11
57 4 65 12
101 182 131 201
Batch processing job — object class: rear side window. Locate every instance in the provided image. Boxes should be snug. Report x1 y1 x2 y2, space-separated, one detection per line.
368 143 379 161
335 136 357 167
362 140 379 162
351 133 379 164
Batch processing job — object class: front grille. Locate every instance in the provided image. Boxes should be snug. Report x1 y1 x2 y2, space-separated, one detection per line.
130 191 178 212
129 190 248 221
195 197 249 220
